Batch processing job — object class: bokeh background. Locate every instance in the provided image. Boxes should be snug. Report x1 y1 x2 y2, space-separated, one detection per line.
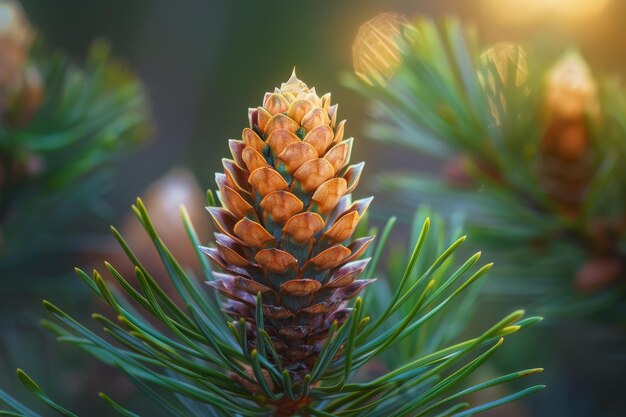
2 0 626 415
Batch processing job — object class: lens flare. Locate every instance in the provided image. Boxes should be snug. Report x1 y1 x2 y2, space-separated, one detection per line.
481 42 528 87
352 13 414 85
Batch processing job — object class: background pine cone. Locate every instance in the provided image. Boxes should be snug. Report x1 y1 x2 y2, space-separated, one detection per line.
539 53 598 216
0 0 34 108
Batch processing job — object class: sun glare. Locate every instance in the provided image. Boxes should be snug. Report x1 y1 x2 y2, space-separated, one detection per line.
483 0 611 23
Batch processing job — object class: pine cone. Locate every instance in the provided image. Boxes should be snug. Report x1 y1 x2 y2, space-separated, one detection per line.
0 0 34 105
203 71 374 383
539 118 591 212
539 54 598 216
3 64 44 126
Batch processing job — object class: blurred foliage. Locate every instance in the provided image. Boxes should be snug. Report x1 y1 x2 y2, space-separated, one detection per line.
0 2 152 413
0 36 151 271
346 17 626 319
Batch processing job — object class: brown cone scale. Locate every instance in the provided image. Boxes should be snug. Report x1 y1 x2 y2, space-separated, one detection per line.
203 71 374 383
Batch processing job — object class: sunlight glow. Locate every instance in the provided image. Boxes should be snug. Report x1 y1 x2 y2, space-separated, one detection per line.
483 0 611 23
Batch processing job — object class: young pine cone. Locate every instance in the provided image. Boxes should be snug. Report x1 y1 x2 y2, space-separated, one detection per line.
0 0 34 104
0 1 42 125
203 71 374 382
539 53 598 215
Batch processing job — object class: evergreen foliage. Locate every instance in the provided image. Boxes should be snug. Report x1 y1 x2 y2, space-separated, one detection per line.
0 200 543 416
0 72 542 416
346 18 626 316
0 31 151 269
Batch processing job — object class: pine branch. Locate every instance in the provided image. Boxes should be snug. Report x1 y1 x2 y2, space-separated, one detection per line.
348 16 626 316
2 201 542 416
1 71 542 416
1 27 151 269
